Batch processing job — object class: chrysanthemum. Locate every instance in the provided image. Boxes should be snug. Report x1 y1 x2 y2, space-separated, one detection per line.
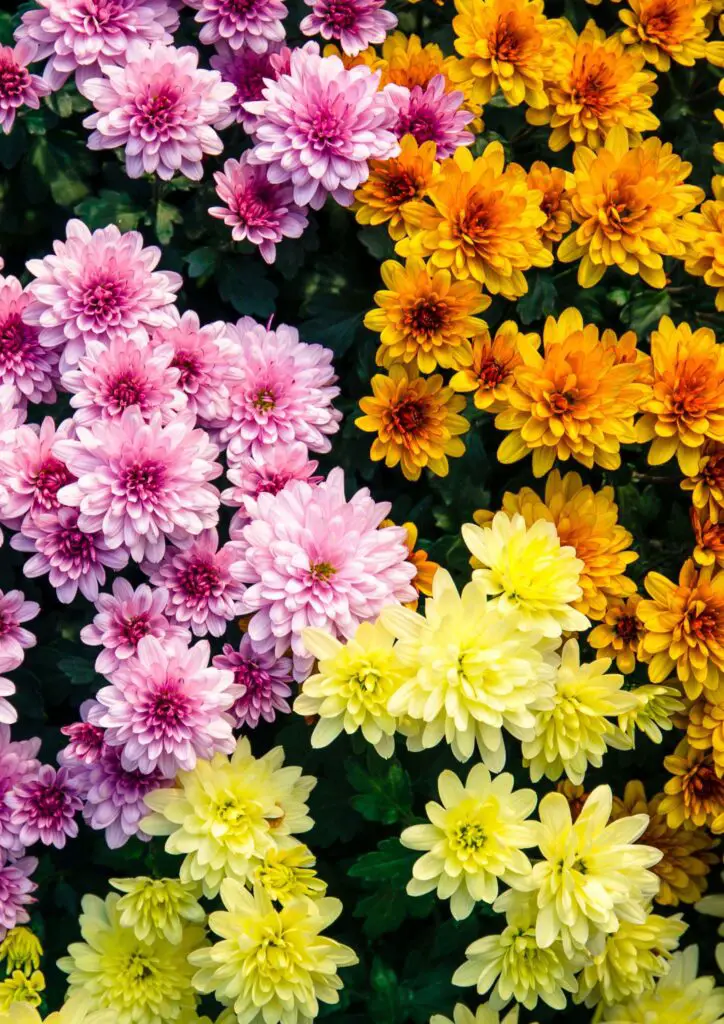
365 257 489 374
521 639 637 784
93 635 236 777
357 364 469 480
213 636 293 731
110 877 205 945
218 316 341 463
24 219 181 369
0 275 58 407
209 154 309 264
15 0 180 89
448 322 535 412
683 443 724 524
379 31 449 89
7 766 82 850
185 0 288 52
527 20 659 151
0 969 44 1011
235 468 416 678
392 520 439 602
619 0 724 70
0 417 74 523
660 740 724 833
354 136 439 241
600 946 724 1023
210 42 288 132
617 683 684 745
294 619 404 757
688 696 724 776
397 143 553 297
0 41 50 135
388 76 474 159
558 127 703 288
143 740 314 893
431 1006 522 1024
527 162 574 249
683 176 724 309
0 856 37 943
589 595 647 672
54 408 222 564
189 881 357 1024
11 506 129 604
0 727 41 858
401 765 537 919
300 0 397 56
59 706 105 767
253 844 326 903
80 578 191 677
383 568 559 767
222 443 321 523
59 892 205 1024
0 591 39 672
246 44 400 210
691 507 724 569
81 42 235 181
0 926 43 975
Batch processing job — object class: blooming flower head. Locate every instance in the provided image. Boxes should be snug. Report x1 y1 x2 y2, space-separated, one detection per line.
619 0 724 70
81 41 235 181
379 31 450 89
295 619 405 757
558 127 704 288
0 856 37 943
357 364 469 480
0 926 43 975
236 468 416 678
589 595 647 672
688 694 724 776
0 275 58 406
0 417 74 525
55 408 222 564
449 321 536 412
213 634 292 729
463 512 589 637
253 843 327 904
7 766 82 849
401 765 538 919
0 591 39 672
223 442 321 522
683 443 724 524
209 154 309 265
300 0 397 56
353 135 439 242
185 0 287 52
527 164 575 251
431 1006 523 1024
617 683 683 745
0 727 41 858
246 44 401 210
660 739 724 833
396 143 553 297
600 946 724 1023
110 876 204 945
388 76 474 159
691 506 724 569
189 882 358 1022
683 176 724 310
24 219 181 369
0 969 45 1011
521 638 637 784
59 705 105 767
210 42 288 132
0 41 50 135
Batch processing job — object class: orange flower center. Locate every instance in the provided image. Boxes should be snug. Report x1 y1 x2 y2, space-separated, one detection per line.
489 13 528 63
642 0 681 41
701 455 724 489
381 169 422 205
391 397 429 436
478 357 507 388
685 761 724 803
687 606 719 640
615 614 640 643
403 298 447 337
549 390 577 414
671 374 710 418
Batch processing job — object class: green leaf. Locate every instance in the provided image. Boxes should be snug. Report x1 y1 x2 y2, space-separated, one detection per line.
185 246 219 281
58 656 97 686
348 838 415 882
620 289 671 336
358 226 396 262
517 273 558 325
218 259 278 318
346 756 413 824
75 189 145 231
0 123 27 169
155 200 183 244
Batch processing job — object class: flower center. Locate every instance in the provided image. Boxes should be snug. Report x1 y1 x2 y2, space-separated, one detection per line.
391 397 428 435
702 455 724 489
490 15 525 62
643 1 678 39
549 390 577 414
235 660 271 695
478 357 506 388
59 528 95 561
121 460 166 502
404 299 447 337
382 170 420 204
453 820 487 850
398 110 439 145
223 0 258 15
122 614 151 646
253 387 276 411
179 558 221 599
0 59 29 101
135 90 178 135
236 192 278 229
615 614 639 643
0 314 37 364
171 351 200 389
687 762 724 801
80 278 123 325
307 110 342 148
107 372 145 411
146 681 190 728
309 560 336 580
320 0 359 30
121 951 156 984
80 0 124 28
687 606 719 640
33 458 72 512
32 784 68 818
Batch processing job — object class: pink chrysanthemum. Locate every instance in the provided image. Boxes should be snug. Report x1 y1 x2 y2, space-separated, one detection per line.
0 386 26 550
0 274 58 406
300 0 397 57
11 506 129 604
224 441 320 512
210 42 287 132
0 589 39 671
388 76 474 159
61 334 185 426
15 0 180 90
213 633 292 728
24 219 182 370
80 577 190 676
91 635 236 777
0 727 41 858
0 40 51 135
0 417 75 526
218 317 341 463
143 529 246 637
210 154 309 264
185 0 287 54
236 467 416 678
0 676 17 725
7 765 82 849
80 41 235 181
59 702 105 766
246 43 400 209
0 853 37 941
55 408 222 564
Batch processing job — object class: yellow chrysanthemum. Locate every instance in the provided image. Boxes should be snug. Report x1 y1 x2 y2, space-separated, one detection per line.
0 931 42 978
600 946 724 1022
682 443 724 524
379 32 449 89
692 507 724 569
589 596 648 672
431 1003 525 1024
142 739 315 897
253 845 327 905
636 317 724 475
619 0 724 70
354 136 439 242
617 683 685 744
558 126 704 288
356 364 469 481
660 739 724 832
108 878 205 946
526 162 574 248
0 974 44 1013
528 20 659 151
58 894 204 1024
492 308 651 477
613 780 719 906
717 80 724 163
463 512 590 637
688 695 724 775
449 322 538 412
382 568 559 767
189 882 357 1024
365 257 490 373
294 619 404 758
396 143 553 298
684 176 724 309
0 995 114 1024
400 765 538 919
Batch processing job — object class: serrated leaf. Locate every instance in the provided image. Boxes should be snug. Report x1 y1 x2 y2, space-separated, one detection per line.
218 259 278 318
348 838 415 882
75 189 144 231
155 200 183 244
346 756 413 824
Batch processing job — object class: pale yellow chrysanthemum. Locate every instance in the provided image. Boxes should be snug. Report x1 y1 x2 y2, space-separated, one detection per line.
189 882 358 1024
463 512 590 638
382 568 559 768
524 786 663 958
617 684 685 745
252 845 327 905
600 946 724 1022
0 996 115 1024
142 739 315 897
0 931 42 977
294 619 405 758
431 1003 528 1024
521 639 638 784
697 872 724 974
0 974 44 1013
58 894 205 1024
108 878 205 946
400 765 537 919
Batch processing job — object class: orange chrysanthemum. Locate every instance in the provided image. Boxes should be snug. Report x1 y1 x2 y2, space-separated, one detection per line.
692 507 724 569
716 80 724 162
688 697 724 776
448 321 539 411
397 143 553 299
613 780 719 905
635 317 724 476
619 0 724 70
473 470 638 620
354 137 439 242
364 257 490 373
526 162 574 249
558 127 704 288
660 739 724 832
492 307 651 477
527 20 660 151
322 43 386 72
356 365 469 480
639 558 724 699
589 595 648 673
684 176 724 309
682 443 724 524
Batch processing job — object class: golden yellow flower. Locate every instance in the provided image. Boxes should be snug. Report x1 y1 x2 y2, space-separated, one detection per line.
688 696 724 775
449 322 538 412
397 143 553 298
354 136 438 242
619 0 724 70
692 507 724 569
589 595 647 672
660 739 724 832
716 79 724 162
682 443 724 523
356 364 469 480
493 308 651 478
365 257 490 373
636 317 724 475
684 176 724 309
379 32 449 89
558 127 704 288
526 162 574 249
